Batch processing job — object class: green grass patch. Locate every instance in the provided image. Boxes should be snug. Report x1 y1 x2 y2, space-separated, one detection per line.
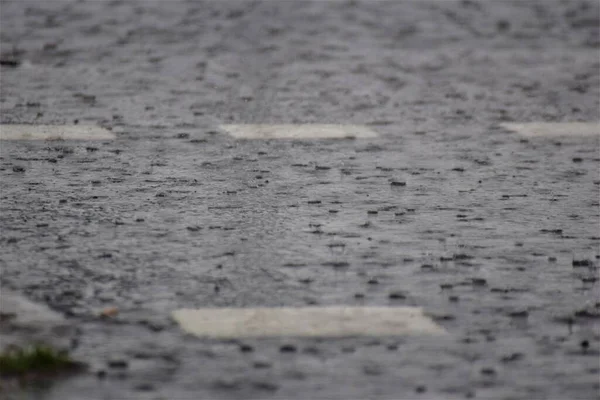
0 345 79 377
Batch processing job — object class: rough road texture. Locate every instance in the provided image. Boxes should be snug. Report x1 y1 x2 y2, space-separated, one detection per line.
1 1 599 399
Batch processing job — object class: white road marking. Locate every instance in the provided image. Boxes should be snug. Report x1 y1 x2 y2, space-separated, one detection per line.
0 289 78 353
0 125 116 140
500 122 599 137
172 306 446 338
220 124 378 139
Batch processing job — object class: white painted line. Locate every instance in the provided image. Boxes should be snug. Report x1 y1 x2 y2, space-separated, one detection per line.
0 289 78 352
220 124 378 139
0 125 116 140
500 122 599 137
172 306 446 338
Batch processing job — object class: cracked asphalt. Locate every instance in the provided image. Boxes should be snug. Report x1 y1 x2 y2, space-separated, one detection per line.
1 1 599 399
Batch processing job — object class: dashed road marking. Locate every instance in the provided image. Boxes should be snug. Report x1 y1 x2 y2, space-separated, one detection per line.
500 122 599 137
0 125 116 140
220 124 378 139
172 306 446 338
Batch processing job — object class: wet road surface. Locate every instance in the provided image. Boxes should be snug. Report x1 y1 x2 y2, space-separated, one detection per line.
1 1 599 399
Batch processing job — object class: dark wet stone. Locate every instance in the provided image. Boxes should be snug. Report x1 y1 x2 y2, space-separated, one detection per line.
363 364 383 376
431 313 455 321
12 166 25 173
572 259 592 267
140 319 165 332
471 278 487 286
253 359 271 369
134 383 155 391
388 291 406 300
239 344 254 353
496 19 510 32
540 229 563 234
581 340 590 350
508 310 529 318
107 358 128 369
252 381 279 391
0 59 20 67
501 352 524 363
280 344 297 353
415 385 427 393
322 261 349 268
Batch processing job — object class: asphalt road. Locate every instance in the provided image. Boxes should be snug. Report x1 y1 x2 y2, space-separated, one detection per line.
1 1 599 399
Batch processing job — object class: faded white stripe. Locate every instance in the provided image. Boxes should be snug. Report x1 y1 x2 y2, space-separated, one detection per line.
0 125 116 140
172 306 446 338
220 124 378 139
500 122 599 137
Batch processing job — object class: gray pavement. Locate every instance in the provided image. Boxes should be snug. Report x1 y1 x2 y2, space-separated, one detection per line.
1 1 599 399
